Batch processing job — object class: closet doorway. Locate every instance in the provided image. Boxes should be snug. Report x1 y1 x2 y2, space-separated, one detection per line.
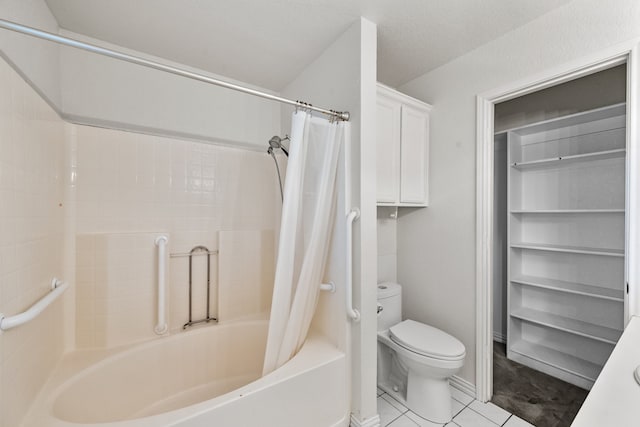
491 64 626 426
475 41 640 424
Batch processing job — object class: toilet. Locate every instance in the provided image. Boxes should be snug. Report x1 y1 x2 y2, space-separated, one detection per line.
377 282 465 423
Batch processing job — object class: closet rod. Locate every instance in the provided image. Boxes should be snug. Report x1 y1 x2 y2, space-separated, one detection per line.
0 19 350 122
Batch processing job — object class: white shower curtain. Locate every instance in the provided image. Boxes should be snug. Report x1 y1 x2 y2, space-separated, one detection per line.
262 111 347 376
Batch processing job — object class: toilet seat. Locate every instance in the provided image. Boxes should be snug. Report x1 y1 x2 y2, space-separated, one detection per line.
390 320 465 361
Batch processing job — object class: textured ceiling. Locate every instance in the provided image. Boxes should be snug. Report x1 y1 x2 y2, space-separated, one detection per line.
44 0 572 91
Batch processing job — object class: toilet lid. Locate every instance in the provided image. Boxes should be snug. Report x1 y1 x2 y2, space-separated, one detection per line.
390 320 465 360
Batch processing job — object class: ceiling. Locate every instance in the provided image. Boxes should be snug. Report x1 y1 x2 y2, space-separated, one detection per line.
44 0 573 91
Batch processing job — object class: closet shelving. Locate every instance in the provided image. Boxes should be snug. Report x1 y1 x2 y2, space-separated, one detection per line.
504 102 627 390
510 148 626 169
510 243 624 257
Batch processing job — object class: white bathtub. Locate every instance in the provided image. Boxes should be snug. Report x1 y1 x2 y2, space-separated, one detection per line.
23 320 349 427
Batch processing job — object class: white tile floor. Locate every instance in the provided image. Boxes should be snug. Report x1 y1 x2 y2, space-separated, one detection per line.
376 387 535 427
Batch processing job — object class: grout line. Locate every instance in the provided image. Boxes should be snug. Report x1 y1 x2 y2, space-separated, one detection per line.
466 405 506 426
502 414 513 426
382 393 409 414
385 412 404 427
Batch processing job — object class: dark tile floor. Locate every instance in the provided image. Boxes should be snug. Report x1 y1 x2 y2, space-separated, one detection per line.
491 342 588 427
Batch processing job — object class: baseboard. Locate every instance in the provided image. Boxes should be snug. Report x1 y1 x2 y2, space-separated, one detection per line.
493 331 506 343
450 375 476 400
350 413 381 427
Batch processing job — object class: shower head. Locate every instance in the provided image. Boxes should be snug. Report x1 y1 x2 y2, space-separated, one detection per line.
269 136 282 149
267 135 289 156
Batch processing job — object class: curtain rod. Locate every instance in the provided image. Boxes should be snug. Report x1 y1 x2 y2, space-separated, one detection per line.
0 19 350 122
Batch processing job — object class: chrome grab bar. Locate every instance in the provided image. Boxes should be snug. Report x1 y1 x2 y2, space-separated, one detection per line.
183 246 218 329
0 278 68 331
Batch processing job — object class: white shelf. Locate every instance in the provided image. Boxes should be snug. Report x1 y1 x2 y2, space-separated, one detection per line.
510 242 624 257
504 102 626 135
377 202 427 208
511 148 625 170
510 340 602 382
511 275 623 302
511 307 622 345
511 209 624 214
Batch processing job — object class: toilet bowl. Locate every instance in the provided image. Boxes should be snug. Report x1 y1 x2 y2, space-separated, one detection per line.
377 283 465 423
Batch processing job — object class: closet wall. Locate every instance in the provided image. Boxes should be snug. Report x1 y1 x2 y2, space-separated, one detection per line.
495 65 626 130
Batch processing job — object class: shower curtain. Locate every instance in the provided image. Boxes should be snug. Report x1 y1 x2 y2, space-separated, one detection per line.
262 111 348 376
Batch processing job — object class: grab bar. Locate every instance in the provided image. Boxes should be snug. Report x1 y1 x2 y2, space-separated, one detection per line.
346 208 361 321
320 282 335 292
155 235 168 334
0 278 68 331
170 250 218 258
183 245 217 329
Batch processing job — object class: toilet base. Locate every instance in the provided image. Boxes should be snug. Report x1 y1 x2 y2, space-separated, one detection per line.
407 375 452 423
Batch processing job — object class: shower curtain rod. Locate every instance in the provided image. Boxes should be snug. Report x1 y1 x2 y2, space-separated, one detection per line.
0 19 350 122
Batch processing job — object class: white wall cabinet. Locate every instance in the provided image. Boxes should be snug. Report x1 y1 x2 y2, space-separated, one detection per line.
504 103 627 390
377 84 431 206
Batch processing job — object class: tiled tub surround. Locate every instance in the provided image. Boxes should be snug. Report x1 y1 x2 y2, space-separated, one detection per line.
71 124 279 235
70 122 280 349
0 51 281 425
0 58 66 426
75 230 275 348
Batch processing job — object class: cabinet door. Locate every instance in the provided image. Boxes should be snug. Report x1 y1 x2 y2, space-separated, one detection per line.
400 104 429 204
376 95 401 204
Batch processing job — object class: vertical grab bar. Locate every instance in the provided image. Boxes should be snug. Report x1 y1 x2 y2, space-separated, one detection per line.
346 208 361 322
155 236 168 334
183 246 217 329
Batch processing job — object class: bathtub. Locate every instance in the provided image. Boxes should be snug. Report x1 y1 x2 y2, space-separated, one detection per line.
23 319 349 427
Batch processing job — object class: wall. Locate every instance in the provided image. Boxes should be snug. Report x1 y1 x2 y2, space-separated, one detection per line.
0 0 281 150
0 58 66 427
397 0 640 389
279 17 378 426
377 207 397 283
493 135 507 342
0 0 62 109
495 63 627 131
70 124 279 348
59 30 281 150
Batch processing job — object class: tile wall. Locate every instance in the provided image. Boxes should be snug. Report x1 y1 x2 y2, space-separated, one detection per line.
70 121 280 348
378 207 398 284
0 59 66 427
71 124 279 234
0 54 281 425
75 232 167 348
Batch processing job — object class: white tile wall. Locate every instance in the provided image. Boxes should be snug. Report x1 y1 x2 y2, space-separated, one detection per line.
72 125 279 234
70 125 281 347
75 232 169 348
0 59 66 427
218 230 274 322
378 207 398 283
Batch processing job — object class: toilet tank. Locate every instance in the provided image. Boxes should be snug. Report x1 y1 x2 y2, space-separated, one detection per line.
377 282 402 331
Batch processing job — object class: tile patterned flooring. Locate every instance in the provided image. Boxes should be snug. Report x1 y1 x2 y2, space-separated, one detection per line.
377 386 535 427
